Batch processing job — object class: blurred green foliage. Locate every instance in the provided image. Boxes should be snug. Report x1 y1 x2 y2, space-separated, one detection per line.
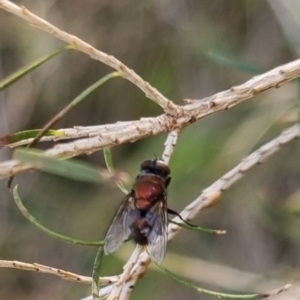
0 1 300 300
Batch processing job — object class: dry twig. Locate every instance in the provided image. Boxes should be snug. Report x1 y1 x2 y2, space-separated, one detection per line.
0 260 119 285
0 0 180 116
1 57 300 180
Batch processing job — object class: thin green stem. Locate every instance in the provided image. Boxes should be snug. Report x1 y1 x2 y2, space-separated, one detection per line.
153 261 287 299
92 247 104 299
29 71 121 148
103 148 129 194
0 46 73 91
169 220 226 235
12 185 103 246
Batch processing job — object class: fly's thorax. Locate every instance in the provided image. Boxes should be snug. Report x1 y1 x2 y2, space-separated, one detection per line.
133 175 166 210
136 173 169 187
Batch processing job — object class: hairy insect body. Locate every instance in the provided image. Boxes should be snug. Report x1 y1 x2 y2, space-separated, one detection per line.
104 159 170 262
134 176 165 209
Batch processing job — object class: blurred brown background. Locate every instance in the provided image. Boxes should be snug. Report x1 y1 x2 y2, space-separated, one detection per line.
0 0 300 299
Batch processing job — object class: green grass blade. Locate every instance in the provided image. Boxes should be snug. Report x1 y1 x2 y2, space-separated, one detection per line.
0 46 73 91
206 51 264 75
0 129 64 147
14 148 113 184
12 185 103 246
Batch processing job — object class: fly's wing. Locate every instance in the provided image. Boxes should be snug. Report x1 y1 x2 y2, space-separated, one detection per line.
146 196 168 263
104 192 139 255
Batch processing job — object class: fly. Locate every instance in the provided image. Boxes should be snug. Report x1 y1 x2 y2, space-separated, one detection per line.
104 159 170 262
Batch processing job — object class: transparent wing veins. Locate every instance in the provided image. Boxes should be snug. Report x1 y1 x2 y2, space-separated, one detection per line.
104 193 138 254
147 197 168 262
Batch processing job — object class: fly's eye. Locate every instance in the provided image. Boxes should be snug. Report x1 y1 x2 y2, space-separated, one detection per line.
140 159 171 176
140 160 153 170
155 160 170 175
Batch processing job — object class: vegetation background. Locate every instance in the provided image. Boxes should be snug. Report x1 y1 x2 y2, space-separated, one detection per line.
0 0 300 299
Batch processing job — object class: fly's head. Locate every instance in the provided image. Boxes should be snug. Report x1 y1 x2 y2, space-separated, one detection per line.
139 159 171 187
